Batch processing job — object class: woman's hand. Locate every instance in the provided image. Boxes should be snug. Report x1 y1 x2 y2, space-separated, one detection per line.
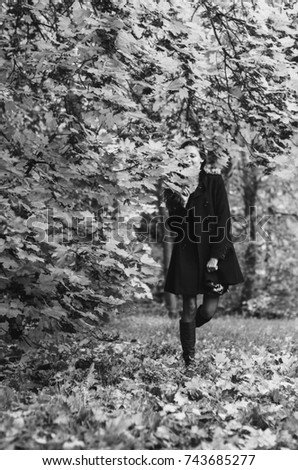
206 257 218 272
180 187 190 207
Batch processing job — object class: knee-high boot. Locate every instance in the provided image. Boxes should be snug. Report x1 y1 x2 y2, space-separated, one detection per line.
179 320 196 366
195 305 212 328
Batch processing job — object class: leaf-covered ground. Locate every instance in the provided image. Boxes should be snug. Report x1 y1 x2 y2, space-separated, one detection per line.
1 303 298 450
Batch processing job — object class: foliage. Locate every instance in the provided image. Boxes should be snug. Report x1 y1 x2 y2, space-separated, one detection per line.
232 171 298 314
1 0 298 340
1 308 297 449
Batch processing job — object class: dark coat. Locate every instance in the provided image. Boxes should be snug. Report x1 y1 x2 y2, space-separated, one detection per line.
164 173 244 295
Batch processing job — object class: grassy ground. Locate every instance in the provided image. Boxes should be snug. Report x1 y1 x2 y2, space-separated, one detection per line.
1 303 298 450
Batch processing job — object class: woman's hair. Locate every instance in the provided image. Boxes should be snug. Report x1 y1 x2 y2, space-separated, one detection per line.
179 139 200 150
198 160 208 192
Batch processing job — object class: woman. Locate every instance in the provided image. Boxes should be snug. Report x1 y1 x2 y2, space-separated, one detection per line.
164 142 244 371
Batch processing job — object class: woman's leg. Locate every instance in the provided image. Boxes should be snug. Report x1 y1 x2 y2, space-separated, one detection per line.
196 294 220 328
181 295 197 323
180 295 197 367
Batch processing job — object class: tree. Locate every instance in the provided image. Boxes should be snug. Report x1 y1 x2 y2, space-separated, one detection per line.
1 0 297 341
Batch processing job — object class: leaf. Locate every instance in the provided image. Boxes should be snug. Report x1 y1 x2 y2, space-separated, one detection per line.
279 37 295 48
155 425 171 441
140 254 160 266
162 404 177 414
0 257 19 269
245 429 277 449
43 303 67 320
58 16 74 37
214 352 227 365
97 295 125 306
123 266 139 277
63 439 85 450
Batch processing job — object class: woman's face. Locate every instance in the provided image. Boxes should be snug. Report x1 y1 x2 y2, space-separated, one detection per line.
183 145 204 169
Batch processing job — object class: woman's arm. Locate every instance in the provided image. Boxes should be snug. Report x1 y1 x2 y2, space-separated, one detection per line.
209 175 233 261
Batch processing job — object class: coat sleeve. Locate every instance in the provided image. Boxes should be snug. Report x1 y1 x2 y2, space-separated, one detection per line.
209 175 233 261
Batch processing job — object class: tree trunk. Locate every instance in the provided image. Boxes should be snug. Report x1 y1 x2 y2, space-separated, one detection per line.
240 152 258 302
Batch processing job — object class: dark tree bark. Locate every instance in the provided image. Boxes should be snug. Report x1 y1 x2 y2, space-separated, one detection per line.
240 152 259 302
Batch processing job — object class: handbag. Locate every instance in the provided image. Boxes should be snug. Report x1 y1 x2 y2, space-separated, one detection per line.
204 268 228 296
